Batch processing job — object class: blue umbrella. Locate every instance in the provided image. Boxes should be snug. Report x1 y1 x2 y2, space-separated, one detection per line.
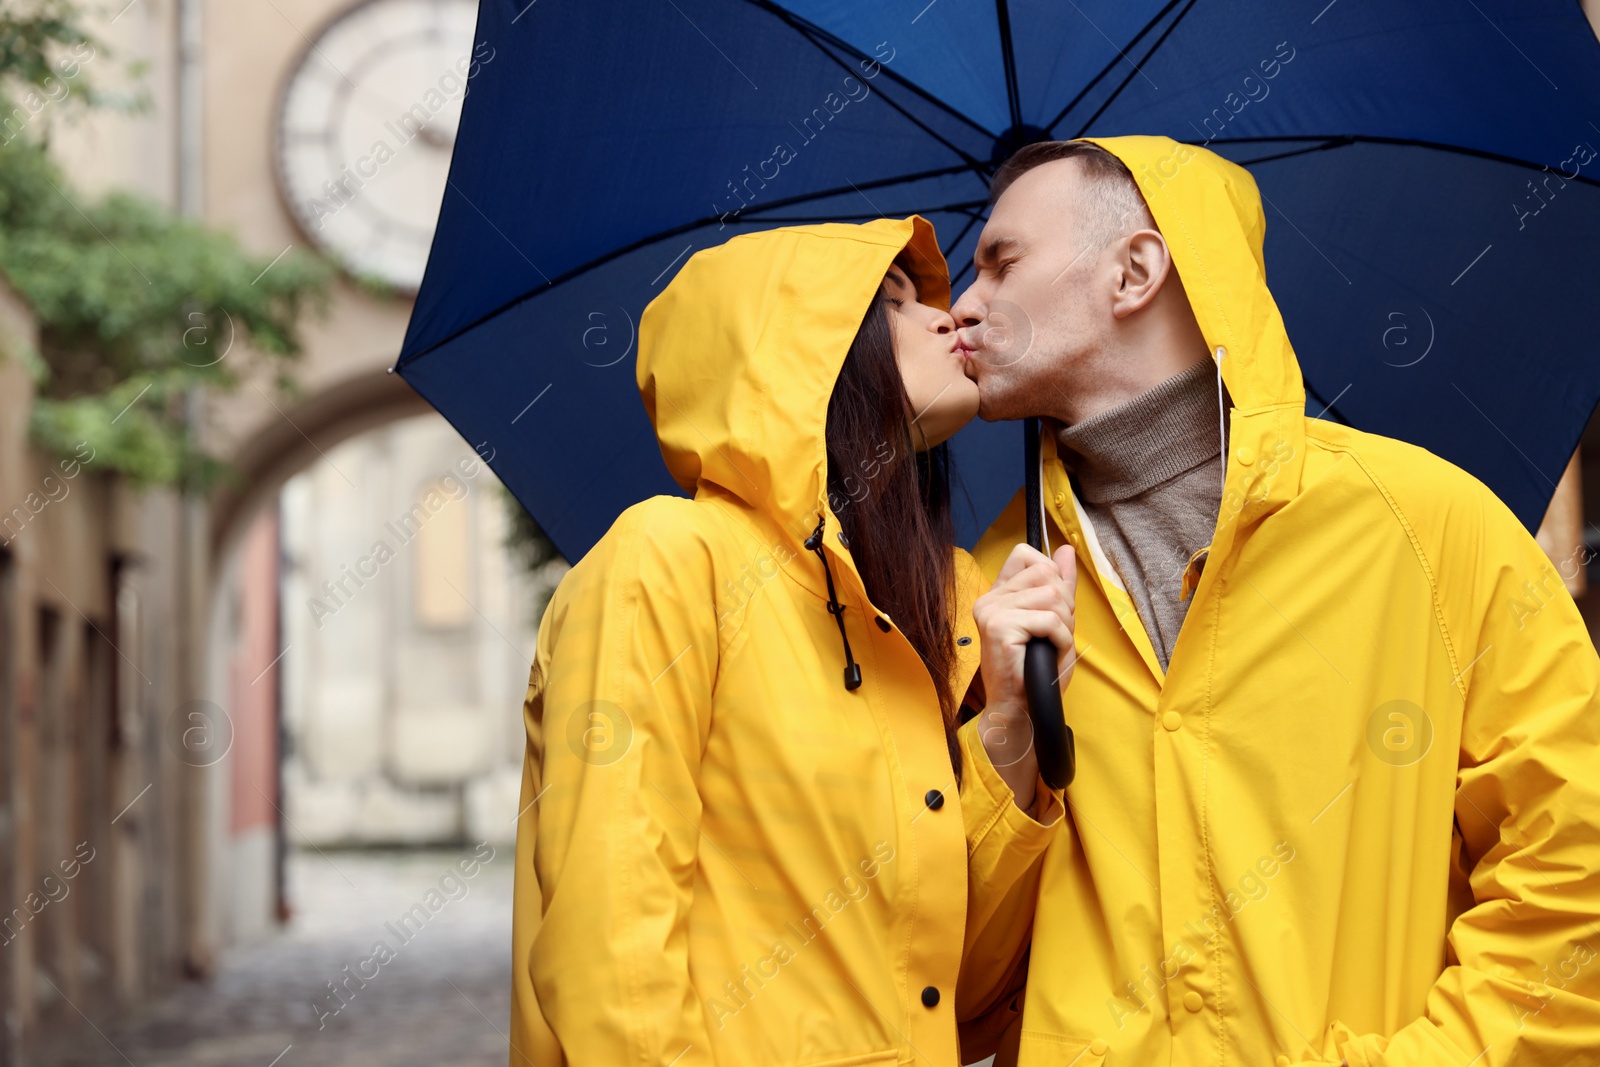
397 0 1600 560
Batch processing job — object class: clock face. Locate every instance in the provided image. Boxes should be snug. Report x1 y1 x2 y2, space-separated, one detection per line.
274 0 485 293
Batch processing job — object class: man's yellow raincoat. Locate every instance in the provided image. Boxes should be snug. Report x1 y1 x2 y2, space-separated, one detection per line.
969 136 1600 1066
509 216 1064 1066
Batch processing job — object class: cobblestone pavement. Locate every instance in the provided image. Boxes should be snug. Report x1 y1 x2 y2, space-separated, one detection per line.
28 847 515 1067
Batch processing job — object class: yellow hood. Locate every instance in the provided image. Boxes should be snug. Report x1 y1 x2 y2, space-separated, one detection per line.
638 215 949 543
970 137 1600 1067
1084 134 1304 417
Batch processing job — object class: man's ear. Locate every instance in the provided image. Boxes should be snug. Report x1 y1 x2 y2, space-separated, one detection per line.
1111 229 1171 319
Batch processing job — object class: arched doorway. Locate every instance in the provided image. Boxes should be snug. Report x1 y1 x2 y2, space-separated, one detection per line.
202 370 562 945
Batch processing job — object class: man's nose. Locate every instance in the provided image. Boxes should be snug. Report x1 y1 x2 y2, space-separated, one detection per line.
950 287 984 328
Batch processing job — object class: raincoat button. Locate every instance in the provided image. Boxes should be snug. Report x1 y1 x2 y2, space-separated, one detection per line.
1276 1058 1292 1067
1053 491 1067 508
1162 711 1183 732
1089 1039 1109 1055
1236 444 1256 466
875 616 891 632
920 985 940 1007
956 636 972 646
1183 990 1203 1012
924 789 944 811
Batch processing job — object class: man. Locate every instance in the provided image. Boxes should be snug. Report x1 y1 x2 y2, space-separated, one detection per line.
949 135 1600 1066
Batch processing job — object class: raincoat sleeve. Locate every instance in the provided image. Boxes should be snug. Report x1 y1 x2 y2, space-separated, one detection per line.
509 499 720 1067
1327 483 1600 1067
954 705 1067 1061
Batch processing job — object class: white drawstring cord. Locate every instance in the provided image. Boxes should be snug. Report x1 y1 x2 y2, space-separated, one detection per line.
1215 346 1227 496
1039 448 1052 557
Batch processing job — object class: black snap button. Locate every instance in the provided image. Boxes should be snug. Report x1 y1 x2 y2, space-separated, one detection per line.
875 616 891 632
837 531 850 549
924 789 944 810
921 985 940 1007
956 635 972 646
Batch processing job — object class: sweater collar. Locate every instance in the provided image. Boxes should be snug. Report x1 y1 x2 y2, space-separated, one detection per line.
1053 357 1229 505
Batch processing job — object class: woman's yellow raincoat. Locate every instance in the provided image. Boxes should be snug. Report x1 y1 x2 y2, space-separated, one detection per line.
970 136 1600 1066
510 216 1064 1066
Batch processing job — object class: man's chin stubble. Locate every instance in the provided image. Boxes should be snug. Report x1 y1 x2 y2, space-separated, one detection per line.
972 374 1032 423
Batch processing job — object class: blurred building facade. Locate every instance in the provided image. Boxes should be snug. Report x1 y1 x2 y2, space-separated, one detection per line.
0 0 552 1061
276 415 543 853
2 275 203 1055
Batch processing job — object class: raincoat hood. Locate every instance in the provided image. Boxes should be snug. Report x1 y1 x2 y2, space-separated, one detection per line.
638 215 949 542
1080 134 1304 412
1074 134 1309 575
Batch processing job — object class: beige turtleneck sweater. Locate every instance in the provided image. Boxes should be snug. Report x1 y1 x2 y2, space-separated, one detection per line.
1054 358 1230 671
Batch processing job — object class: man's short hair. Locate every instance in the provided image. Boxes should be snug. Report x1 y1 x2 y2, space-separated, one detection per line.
988 140 1156 252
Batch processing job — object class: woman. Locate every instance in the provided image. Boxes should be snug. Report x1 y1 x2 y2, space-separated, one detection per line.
509 215 1077 1066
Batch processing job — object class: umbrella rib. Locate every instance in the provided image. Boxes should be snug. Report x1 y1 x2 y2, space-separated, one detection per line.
1040 0 1192 137
942 211 987 290
1066 0 1202 139
994 0 1024 133
1222 137 1353 167
709 163 981 221
772 14 991 175
1301 378 1351 426
399 166 982 369
734 200 991 226
739 0 998 149
1204 134 1600 192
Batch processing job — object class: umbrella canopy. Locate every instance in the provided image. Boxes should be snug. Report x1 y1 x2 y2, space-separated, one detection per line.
397 0 1600 560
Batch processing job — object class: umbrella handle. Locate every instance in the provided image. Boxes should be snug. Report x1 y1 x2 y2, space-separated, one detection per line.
1023 417 1076 790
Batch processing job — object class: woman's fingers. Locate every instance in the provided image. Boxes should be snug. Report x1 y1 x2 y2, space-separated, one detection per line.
987 582 1074 622
994 542 1053 584
1009 608 1074 656
1054 544 1077 598
979 609 1074 668
975 542 1081 712
995 546 1076 599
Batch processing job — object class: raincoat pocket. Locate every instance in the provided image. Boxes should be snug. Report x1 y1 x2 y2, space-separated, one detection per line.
1009 1029 1109 1067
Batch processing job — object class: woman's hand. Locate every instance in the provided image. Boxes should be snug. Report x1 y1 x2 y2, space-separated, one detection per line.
971 543 1077 812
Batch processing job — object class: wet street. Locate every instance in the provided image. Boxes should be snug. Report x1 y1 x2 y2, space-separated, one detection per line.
28 849 515 1067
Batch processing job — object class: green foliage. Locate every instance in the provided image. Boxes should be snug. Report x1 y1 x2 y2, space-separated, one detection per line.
0 0 333 488
0 0 140 130
501 484 565 624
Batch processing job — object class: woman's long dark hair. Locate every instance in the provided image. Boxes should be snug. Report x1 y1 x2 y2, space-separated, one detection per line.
826 285 963 784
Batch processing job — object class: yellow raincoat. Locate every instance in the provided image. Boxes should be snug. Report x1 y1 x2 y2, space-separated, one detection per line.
510 216 1064 1067
969 135 1600 1066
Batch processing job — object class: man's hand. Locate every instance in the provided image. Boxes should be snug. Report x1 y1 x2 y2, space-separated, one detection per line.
971 543 1078 812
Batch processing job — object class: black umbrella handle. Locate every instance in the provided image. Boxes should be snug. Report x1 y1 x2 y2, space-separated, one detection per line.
1023 417 1076 790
